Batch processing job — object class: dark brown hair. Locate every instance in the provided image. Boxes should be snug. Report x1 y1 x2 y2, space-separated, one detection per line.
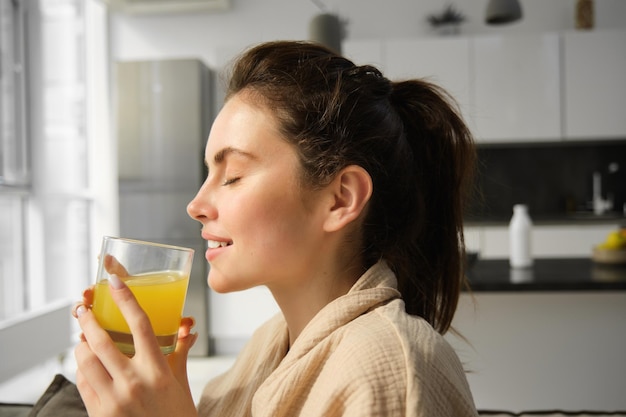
225 41 475 334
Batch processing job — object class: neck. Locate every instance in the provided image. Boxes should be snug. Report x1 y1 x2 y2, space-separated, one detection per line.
269 258 364 347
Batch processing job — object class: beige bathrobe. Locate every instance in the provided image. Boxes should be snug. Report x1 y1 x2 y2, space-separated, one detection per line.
197 261 478 417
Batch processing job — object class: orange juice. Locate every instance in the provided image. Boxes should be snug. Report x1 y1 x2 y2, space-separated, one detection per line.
92 270 189 355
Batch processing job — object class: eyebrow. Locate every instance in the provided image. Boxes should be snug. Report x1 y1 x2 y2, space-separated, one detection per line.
206 146 256 169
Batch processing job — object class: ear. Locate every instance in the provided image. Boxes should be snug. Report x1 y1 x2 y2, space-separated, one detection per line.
323 165 373 233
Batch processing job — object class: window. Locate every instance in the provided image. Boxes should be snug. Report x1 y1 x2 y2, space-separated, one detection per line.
31 0 92 308
0 0 29 321
0 0 113 324
0 0 29 187
1 0 113 381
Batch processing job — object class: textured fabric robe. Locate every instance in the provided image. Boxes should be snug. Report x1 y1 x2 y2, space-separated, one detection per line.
197 261 478 417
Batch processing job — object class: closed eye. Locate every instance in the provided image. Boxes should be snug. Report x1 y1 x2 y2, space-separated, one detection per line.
222 177 240 186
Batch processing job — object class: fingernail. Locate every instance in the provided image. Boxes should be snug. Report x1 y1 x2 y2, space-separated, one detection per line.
75 305 87 318
109 274 124 290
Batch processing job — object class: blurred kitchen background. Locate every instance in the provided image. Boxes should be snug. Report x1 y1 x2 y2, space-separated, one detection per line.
1 0 625 412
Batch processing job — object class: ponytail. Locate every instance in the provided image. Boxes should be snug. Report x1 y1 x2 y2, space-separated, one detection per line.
381 80 475 333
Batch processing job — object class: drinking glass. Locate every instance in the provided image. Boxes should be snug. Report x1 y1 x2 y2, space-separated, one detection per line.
92 236 194 356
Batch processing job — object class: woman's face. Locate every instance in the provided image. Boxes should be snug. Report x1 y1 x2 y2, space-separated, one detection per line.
187 93 329 293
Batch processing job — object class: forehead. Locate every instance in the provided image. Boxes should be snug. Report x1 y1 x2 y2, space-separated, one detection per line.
207 95 274 147
204 93 296 167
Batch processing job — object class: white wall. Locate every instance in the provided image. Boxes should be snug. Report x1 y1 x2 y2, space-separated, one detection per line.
465 223 621 260
108 0 626 411
110 0 626 66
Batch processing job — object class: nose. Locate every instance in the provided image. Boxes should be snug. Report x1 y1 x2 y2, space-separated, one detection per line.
187 180 217 222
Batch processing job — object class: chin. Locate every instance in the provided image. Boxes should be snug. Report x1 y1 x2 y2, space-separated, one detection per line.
207 271 253 294
207 276 230 293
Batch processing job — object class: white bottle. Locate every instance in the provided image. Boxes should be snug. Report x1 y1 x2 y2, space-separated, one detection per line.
509 204 533 269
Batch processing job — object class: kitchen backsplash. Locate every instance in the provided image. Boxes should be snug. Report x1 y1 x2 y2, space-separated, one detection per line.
466 140 626 222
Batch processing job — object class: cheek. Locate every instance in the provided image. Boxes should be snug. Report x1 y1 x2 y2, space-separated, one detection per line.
245 201 297 239
220 189 277 234
236 193 309 249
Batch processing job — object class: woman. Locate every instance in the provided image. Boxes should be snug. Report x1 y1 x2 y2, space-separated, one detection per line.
73 40 478 417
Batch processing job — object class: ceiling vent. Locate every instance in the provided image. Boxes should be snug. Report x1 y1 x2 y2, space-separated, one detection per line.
103 0 230 14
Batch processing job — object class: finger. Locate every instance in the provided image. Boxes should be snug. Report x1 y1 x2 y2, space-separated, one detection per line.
75 340 111 388
75 368 101 414
74 326 115 399
104 254 129 277
178 317 196 340
71 302 86 319
107 274 165 361
75 304 128 376
82 286 95 307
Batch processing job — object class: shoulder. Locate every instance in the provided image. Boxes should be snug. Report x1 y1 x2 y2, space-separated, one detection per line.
322 299 443 386
360 299 471 382
335 298 447 359
326 300 477 415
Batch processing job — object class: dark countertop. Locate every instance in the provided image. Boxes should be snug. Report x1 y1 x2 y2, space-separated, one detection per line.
465 212 626 227
466 258 626 292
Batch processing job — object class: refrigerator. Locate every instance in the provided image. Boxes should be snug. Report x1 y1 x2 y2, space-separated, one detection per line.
115 58 212 356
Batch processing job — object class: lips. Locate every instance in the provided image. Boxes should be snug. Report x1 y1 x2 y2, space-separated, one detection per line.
202 232 233 262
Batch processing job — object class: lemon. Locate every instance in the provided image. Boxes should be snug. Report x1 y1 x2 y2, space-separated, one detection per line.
601 231 626 250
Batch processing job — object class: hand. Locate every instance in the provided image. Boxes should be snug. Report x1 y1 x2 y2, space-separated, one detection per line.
72 274 199 417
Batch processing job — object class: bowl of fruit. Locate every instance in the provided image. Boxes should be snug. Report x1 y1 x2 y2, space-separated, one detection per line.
592 227 626 265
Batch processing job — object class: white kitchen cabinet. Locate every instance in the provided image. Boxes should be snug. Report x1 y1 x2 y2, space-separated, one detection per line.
384 38 472 127
449 292 626 411
344 31 625 143
563 30 626 140
471 33 562 143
